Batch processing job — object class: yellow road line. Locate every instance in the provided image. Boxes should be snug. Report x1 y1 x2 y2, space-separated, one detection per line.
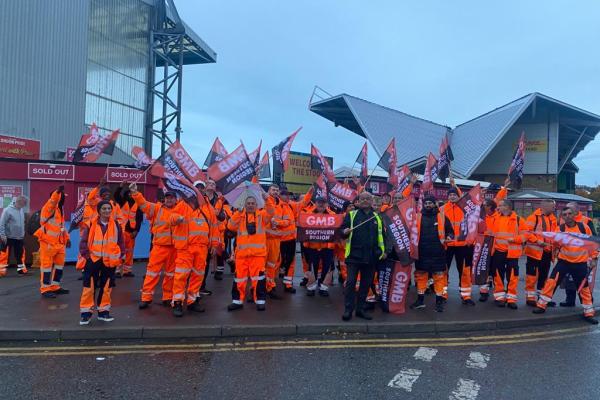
0 330 594 357
0 326 591 352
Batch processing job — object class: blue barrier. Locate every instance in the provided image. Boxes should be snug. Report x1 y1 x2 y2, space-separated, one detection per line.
64 220 151 263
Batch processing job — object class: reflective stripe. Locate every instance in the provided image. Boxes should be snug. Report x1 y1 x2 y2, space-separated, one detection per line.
80 307 92 312
154 232 171 238
97 305 111 312
251 275 265 281
40 267 52 272
172 294 185 300
238 243 264 250
175 268 190 274
172 235 187 241
234 277 247 283
191 268 205 276
189 231 209 236
232 299 243 305
145 270 160 277
255 299 266 305
506 294 518 300
165 272 174 277
539 295 552 302
266 262 276 267
51 281 61 285
283 277 293 283
307 282 318 290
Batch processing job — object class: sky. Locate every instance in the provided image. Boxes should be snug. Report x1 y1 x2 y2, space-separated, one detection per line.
169 0 600 186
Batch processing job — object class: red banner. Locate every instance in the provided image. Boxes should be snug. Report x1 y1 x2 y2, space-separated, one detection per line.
72 124 120 163
107 167 147 183
296 212 344 242
207 144 255 194
421 152 438 192
327 181 358 213
388 262 413 314
455 184 483 243
384 197 418 264
162 140 206 184
472 234 494 285
0 134 40 160
131 146 154 170
28 163 75 181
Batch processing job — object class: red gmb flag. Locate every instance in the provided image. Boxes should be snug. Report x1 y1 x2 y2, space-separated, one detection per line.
296 212 344 242
207 143 255 195
131 146 154 170
272 127 301 174
204 137 229 168
258 151 271 179
437 131 454 181
310 144 336 183
156 140 206 184
376 138 398 186
355 142 368 181
508 131 526 189
455 184 484 244
421 152 438 192
72 123 120 163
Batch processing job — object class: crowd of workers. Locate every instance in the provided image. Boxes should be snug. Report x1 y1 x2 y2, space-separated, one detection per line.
0 176 597 326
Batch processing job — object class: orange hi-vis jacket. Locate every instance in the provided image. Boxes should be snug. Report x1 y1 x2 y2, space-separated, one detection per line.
524 209 558 260
87 187 125 225
278 191 312 241
557 223 594 263
172 201 219 250
443 201 466 247
121 202 139 230
480 187 508 235
304 208 337 250
88 217 122 267
265 198 291 240
132 192 179 246
492 211 528 258
227 197 275 258
206 194 231 247
35 191 70 245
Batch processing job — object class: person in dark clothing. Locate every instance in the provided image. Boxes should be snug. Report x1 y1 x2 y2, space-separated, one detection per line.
114 185 144 277
410 195 454 312
341 192 388 321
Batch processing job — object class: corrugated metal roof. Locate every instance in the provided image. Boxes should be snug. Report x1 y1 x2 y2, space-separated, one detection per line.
508 190 594 203
450 94 534 177
310 94 450 163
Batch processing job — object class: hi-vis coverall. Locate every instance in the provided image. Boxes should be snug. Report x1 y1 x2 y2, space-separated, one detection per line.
79 217 123 316
133 192 180 302
536 223 595 317
227 198 275 305
442 199 473 300
172 201 219 306
35 190 70 294
524 209 557 302
491 212 527 304
265 198 289 293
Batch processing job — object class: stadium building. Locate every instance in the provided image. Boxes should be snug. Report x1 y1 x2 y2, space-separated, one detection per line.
310 90 600 194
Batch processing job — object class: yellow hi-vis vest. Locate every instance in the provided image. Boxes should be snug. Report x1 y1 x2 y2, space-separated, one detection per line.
345 210 385 259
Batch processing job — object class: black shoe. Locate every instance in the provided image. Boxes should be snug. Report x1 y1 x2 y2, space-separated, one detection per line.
462 299 476 306
410 296 425 310
284 286 296 294
227 303 243 311
507 302 518 310
355 311 373 320
306 290 315 297
560 301 575 308
526 300 537 307
342 310 353 321
187 300 206 313
246 298 255 304
123 272 135 278
532 307 546 314
162 300 171 307
548 301 556 307
79 315 91 326
17 269 28 275
364 302 376 311
584 316 599 325
214 271 223 281
442 297 448 304
138 301 151 309
53 288 70 295
42 292 56 299
435 297 444 313
268 291 283 300
300 278 308 287
97 312 115 322
200 289 213 296
479 293 489 302
319 289 329 297
256 303 266 311
495 300 506 308
173 301 184 317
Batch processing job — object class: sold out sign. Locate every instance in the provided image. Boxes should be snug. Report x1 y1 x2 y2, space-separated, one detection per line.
28 163 75 181
107 167 146 183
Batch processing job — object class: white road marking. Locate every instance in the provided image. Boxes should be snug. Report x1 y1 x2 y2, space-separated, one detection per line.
466 351 490 369
449 378 480 400
413 346 438 362
387 368 422 392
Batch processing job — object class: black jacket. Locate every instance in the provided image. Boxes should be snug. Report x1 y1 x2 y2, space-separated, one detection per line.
341 208 387 265
415 208 454 273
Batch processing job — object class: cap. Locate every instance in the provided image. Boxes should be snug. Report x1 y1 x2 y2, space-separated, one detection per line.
423 194 437 203
447 187 459 196
164 191 177 198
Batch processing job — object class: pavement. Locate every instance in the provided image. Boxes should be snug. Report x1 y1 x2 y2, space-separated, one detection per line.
0 258 598 341
0 324 598 400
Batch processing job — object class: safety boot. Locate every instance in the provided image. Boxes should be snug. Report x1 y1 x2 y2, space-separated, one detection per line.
507 302 518 310
187 299 205 313
435 296 444 313
410 295 425 309
532 307 546 314
227 303 243 311
479 293 489 302
173 301 184 317
462 298 476 306
584 316 599 325
138 301 151 309
284 286 296 294
256 303 266 311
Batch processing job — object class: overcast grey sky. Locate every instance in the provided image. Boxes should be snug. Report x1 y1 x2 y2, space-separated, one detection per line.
172 0 600 185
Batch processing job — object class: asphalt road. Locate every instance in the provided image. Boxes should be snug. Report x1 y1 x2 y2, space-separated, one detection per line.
1 323 599 400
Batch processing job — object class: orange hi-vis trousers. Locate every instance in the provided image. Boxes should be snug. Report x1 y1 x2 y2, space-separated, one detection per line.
0 246 26 275
39 242 66 294
334 244 347 281
491 251 519 304
415 271 445 296
536 260 595 317
445 245 473 300
122 231 136 274
141 244 176 302
525 253 552 302
231 255 267 305
80 259 115 316
265 238 280 292
172 245 208 305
